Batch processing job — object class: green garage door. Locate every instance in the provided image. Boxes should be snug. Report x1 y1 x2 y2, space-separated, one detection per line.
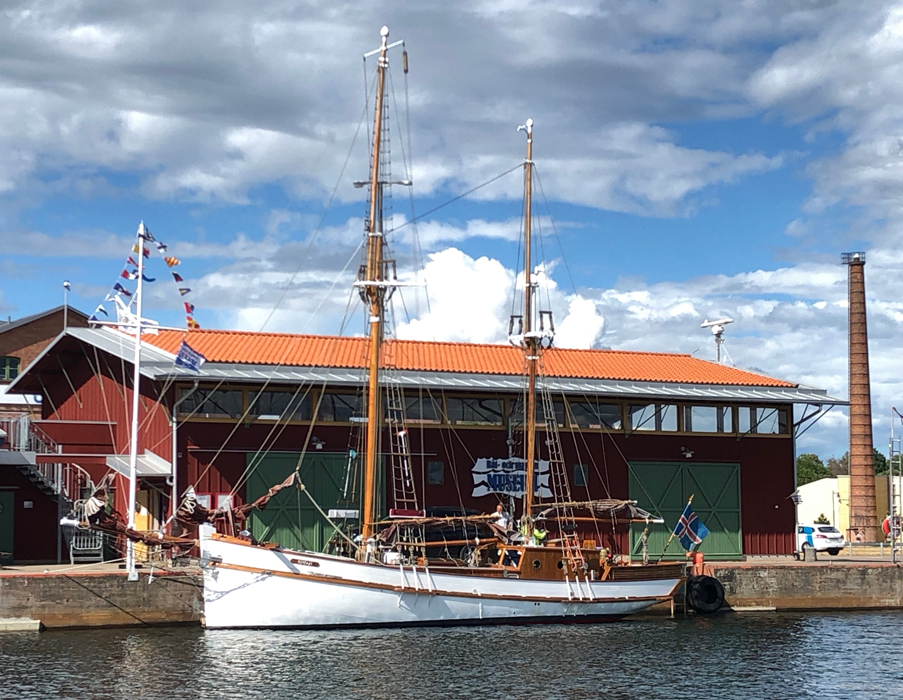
629 461 741 560
247 453 348 552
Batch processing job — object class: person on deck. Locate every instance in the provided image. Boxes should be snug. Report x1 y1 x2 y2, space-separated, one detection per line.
493 503 511 530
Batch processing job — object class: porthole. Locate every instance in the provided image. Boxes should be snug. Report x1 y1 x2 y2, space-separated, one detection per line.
532 559 541 570
557 560 564 569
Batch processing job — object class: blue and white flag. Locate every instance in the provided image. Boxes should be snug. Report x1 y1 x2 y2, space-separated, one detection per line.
673 502 710 551
174 340 206 372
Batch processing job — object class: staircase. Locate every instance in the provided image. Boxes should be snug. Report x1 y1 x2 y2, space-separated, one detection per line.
0 416 94 516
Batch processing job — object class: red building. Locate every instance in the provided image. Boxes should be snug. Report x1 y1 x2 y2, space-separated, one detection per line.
6 325 841 563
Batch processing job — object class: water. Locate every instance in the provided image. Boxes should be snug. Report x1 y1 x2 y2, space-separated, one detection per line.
1 612 901 699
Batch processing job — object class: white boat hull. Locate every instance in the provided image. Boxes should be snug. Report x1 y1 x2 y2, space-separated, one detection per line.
201 532 682 629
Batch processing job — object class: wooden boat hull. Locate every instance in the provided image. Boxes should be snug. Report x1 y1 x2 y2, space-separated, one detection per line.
201 531 683 629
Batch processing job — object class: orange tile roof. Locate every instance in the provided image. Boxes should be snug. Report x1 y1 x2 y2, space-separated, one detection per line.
145 329 795 388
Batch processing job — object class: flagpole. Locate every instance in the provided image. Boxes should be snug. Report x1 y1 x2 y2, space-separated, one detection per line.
126 221 146 582
657 493 694 564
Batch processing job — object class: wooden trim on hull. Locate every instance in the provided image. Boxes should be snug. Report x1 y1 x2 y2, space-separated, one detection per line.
205 560 685 605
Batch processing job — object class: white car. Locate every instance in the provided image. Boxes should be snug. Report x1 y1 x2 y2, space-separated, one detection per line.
797 524 846 556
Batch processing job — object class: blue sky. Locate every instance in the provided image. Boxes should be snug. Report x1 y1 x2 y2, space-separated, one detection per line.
4 1 903 460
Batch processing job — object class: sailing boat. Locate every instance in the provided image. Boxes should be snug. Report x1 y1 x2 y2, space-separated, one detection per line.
198 26 684 629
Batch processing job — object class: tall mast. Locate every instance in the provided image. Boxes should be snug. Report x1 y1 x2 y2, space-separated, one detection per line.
361 26 391 545
126 221 146 581
520 118 537 521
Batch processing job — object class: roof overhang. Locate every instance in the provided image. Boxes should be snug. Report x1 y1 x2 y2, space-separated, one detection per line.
7 326 846 406
106 450 172 478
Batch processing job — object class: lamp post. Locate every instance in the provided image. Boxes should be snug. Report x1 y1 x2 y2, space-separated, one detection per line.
62 280 71 329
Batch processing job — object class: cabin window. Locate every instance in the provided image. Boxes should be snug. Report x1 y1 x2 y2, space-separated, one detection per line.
446 397 504 426
402 394 442 424
427 461 444 485
573 463 589 488
317 392 362 422
567 399 622 429
684 406 733 433
628 403 677 432
178 388 243 418
248 390 311 421
509 396 565 427
0 356 19 381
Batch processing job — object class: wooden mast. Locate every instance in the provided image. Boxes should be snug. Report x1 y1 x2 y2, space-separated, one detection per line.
361 26 391 545
520 118 537 523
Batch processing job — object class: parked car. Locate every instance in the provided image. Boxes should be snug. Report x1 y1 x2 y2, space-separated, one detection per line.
797 524 845 556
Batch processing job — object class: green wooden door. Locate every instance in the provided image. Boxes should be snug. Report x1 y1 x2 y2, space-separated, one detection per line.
628 461 742 560
245 453 386 553
0 491 14 564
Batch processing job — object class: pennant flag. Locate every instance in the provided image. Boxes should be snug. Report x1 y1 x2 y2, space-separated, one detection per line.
143 228 156 242
95 305 109 317
172 272 184 283
132 244 150 258
165 257 181 267
179 287 191 296
127 256 138 267
155 242 168 253
187 317 201 330
121 270 138 280
184 302 195 314
142 274 156 283
672 502 710 551
113 283 132 297
175 340 206 371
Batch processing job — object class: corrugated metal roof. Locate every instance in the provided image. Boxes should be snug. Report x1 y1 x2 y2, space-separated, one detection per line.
143 329 795 388
8 327 845 406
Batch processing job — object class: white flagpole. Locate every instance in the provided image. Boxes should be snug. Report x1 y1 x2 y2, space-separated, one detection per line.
126 221 146 582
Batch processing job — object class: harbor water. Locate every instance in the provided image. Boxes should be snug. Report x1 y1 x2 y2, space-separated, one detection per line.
2 611 900 699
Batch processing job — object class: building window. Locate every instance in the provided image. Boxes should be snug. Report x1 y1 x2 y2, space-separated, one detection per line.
0 356 20 381
629 403 677 432
509 396 565 427
567 399 622 429
446 397 504 426
573 463 588 488
248 390 311 421
178 388 243 418
684 405 733 433
317 392 362 422
427 461 445 485
402 393 442 424
738 406 788 435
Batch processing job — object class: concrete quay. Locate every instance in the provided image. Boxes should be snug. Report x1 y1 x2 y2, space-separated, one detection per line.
0 562 203 629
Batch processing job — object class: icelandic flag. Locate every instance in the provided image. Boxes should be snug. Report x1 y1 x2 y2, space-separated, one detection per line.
174 340 206 372
673 503 710 551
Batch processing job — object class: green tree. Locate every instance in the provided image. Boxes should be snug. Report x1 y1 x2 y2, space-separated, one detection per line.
825 449 888 476
796 453 831 486
814 513 831 524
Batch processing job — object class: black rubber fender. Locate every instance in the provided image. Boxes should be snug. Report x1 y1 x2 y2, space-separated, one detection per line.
686 575 725 614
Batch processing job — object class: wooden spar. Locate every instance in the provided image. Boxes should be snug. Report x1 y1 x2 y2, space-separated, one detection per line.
361 26 390 544
521 118 537 523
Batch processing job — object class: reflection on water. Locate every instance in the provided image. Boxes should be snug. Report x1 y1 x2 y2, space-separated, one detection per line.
2 612 900 699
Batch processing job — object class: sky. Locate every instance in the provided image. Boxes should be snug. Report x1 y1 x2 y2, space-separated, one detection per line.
3 1 903 460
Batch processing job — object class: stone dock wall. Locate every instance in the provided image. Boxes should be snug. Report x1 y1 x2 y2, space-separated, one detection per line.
711 562 903 611
0 570 203 628
1 563 901 629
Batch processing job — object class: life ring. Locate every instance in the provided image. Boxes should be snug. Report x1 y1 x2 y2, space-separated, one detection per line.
883 516 901 536
686 575 725 614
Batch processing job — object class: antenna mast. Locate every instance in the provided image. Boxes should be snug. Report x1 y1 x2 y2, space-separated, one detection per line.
701 318 733 364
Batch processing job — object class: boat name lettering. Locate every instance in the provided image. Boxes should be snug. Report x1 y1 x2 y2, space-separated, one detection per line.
290 558 320 568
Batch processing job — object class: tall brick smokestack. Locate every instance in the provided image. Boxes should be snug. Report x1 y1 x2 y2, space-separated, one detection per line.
842 252 879 542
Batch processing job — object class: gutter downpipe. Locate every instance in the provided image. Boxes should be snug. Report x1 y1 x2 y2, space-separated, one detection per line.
170 380 199 520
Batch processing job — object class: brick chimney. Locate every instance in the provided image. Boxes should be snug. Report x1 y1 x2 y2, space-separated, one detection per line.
842 252 879 542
